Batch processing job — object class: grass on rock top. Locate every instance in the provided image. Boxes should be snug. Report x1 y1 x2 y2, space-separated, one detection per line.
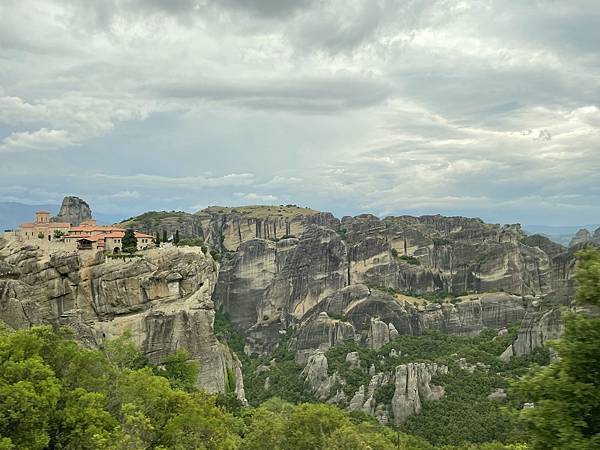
199 204 319 219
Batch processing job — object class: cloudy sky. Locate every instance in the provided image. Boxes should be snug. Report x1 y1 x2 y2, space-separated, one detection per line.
1 0 599 225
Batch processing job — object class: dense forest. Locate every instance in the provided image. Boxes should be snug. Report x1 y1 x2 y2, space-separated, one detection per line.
1 249 599 449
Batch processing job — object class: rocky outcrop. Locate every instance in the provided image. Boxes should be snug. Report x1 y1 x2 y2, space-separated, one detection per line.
51 196 92 226
0 239 245 401
293 312 356 363
594 227 600 244
206 207 576 355
119 211 205 240
198 205 339 251
215 224 349 354
569 228 592 247
500 303 562 360
522 234 566 258
295 288 527 356
301 351 448 425
392 363 447 424
367 317 391 349
301 351 342 401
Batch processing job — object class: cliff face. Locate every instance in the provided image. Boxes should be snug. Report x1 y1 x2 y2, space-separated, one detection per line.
51 196 92 226
568 227 600 247
0 238 245 401
119 211 206 240
198 205 339 251
209 208 575 355
291 290 527 360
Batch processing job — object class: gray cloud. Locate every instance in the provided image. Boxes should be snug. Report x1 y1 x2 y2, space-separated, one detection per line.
0 0 598 225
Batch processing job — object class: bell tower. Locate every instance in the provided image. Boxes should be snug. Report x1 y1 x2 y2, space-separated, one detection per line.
35 211 50 223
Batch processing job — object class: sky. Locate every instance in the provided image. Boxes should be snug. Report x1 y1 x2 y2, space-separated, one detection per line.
0 0 599 225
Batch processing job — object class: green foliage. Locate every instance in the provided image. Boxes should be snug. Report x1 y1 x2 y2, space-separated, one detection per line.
243 401 403 450
512 249 600 449
213 308 246 357
399 254 421 265
173 229 180 245
177 237 204 247
154 231 161 245
53 230 65 239
121 228 138 253
0 326 242 449
575 248 600 306
210 248 221 262
120 210 189 224
225 367 237 394
101 330 148 370
155 349 200 392
432 237 452 246
162 229 167 243
402 365 513 446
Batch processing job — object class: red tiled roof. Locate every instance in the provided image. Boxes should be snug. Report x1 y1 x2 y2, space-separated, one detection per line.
65 231 153 241
69 225 125 233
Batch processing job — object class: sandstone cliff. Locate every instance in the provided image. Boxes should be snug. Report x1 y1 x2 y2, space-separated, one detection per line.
209 207 581 356
0 237 245 401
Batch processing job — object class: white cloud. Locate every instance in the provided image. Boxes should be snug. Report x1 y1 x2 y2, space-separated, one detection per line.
93 173 256 188
234 192 278 202
0 128 74 153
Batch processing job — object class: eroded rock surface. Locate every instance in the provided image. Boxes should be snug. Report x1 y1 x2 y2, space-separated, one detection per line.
0 238 245 401
51 196 92 226
392 363 447 424
210 208 576 354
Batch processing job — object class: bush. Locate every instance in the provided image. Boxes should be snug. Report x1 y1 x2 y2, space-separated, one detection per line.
399 254 420 265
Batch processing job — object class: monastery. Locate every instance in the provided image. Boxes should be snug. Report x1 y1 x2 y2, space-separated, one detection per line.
17 211 153 253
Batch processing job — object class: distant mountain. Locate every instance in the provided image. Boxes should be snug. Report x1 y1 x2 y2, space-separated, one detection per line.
524 224 600 246
0 202 59 231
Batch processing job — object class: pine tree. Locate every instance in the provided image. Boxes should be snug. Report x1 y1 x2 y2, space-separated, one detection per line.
155 232 161 245
174 230 180 246
122 229 138 254
513 248 600 448
162 230 167 243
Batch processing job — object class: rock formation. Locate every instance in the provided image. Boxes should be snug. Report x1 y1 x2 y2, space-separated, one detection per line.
2 203 592 413
51 196 92 226
0 237 245 401
210 208 575 354
569 228 592 247
301 351 448 425
392 363 447 424
119 211 206 240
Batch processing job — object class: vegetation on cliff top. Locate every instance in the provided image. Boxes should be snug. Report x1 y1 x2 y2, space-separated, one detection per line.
199 204 319 219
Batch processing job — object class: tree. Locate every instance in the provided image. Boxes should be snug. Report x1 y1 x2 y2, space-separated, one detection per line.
38 231 45 239
154 232 161 246
512 248 600 449
53 230 65 239
155 349 199 392
162 230 168 243
173 230 180 246
121 229 138 253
